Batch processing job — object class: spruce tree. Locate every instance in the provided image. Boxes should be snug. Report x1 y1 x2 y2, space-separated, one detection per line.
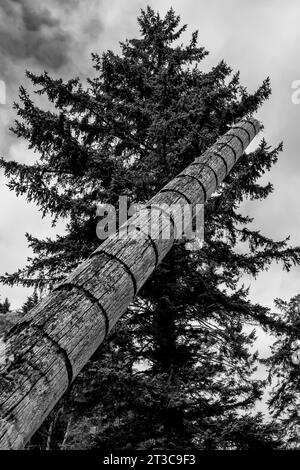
21 291 39 315
1 7 299 449
0 297 10 314
0 296 13 337
264 294 300 449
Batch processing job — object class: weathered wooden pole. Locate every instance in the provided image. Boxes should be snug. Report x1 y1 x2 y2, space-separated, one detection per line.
0 118 260 449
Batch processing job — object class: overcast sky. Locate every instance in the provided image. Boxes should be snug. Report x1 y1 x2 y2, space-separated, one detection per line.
1 0 300 348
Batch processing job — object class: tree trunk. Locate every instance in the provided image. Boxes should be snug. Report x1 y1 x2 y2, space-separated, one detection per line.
0 118 260 449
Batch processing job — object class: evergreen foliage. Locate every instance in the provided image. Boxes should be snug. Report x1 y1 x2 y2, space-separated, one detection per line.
264 294 300 449
0 297 10 314
1 7 299 449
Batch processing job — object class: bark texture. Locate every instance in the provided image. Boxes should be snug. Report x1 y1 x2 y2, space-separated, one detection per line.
0 118 260 449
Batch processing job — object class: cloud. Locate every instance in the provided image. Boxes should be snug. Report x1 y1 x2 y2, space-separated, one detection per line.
0 0 106 155
0 0 69 155
0 0 71 71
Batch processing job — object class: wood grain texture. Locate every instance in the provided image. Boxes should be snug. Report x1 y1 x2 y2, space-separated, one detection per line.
0 118 260 449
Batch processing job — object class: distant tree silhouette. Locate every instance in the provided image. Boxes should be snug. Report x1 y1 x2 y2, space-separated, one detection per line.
0 297 10 314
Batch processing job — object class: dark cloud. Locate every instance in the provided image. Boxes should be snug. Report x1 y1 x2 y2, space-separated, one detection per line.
0 0 104 154
0 29 70 69
12 0 59 31
0 0 71 70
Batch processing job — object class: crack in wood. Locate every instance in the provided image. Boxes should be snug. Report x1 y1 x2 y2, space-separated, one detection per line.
127 225 159 267
240 119 258 134
90 250 137 296
145 204 176 237
54 283 110 339
5 354 48 382
5 321 74 386
214 141 237 162
176 174 207 202
189 161 219 187
231 126 251 143
160 188 192 205
212 152 228 175
226 133 245 151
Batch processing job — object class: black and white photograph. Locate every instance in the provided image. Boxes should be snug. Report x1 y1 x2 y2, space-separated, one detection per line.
0 0 300 458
